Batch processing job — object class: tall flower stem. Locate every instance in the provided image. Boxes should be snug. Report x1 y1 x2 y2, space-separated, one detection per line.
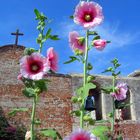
111 76 115 133
30 95 37 140
80 30 89 128
39 42 43 53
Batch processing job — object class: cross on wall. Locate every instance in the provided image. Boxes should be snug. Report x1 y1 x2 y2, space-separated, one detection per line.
11 29 24 46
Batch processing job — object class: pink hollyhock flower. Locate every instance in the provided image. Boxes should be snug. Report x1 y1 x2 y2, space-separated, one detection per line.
20 53 49 80
46 47 58 72
69 31 85 53
111 83 128 101
74 1 103 29
93 39 107 51
64 128 97 140
17 73 23 80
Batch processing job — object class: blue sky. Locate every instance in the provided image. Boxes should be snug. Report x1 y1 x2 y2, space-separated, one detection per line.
0 0 140 76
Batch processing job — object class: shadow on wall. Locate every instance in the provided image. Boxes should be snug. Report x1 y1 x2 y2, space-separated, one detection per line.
0 107 26 140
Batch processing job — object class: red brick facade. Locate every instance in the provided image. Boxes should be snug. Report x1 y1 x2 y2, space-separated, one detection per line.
0 45 72 138
0 45 140 139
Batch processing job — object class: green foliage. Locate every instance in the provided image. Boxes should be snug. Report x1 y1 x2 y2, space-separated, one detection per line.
71 96 82 104
22 78 48 96
92 35 100 41
115 101 133 109
88 31 98 36
71 96 78 103
87 75 95 83
76 83 96 99
84 82 96 98
77 97 82 103
76 86 84 96
102 67 114 73
89 118 95 125
108 112 113 118
34 8 59 52
64 56 80 64
22 78 33 88
71 110 81 117
24 48 37 55
83 115 95 125
49 35 60 40
45 28 52 39
22 88 36 98
34 79 48 93
40 129 62 140
101 86 113 94
102 58 121 77
8 108 28 117
92 125 109 140
34 119 41 125
83 115 91 121
34 9 47 21
87 63 93 71
69 15 74 19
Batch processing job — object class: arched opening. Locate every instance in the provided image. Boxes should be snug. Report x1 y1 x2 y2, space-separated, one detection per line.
89 82 102 120
115 90 131 120
121 90 131 120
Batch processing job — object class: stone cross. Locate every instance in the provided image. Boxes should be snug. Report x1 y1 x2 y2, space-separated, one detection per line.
11 29 24 46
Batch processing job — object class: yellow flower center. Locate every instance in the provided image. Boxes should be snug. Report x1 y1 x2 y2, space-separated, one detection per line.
85 14 91 22
32 65 39 71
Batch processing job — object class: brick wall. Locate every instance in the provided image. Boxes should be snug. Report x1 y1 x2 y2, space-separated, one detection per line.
0 45 72 138
1 45 140 139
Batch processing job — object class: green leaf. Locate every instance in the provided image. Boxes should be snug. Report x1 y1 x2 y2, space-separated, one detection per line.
111 58 118 65
93 35 100 41
22 88 35 98
89 118 95 125
87 63 93 71
115 64 121 69
34 119 41 125
84 83 96 98
71 96 78 103
88 31 98 35
112 71 121 77
34 79 47 92
49 35 60 40
24 48 37 55
40 129 62 140
69 15 74 19
92 126 109 140
71 110 81 117
101 86 113 94
34 9 41 19
45 28 52 40
76 83 96 99
102 67 114 73
64 56 80 64
8 108 28 117
107 112 113 118
76 86 84 96
87 75 95 83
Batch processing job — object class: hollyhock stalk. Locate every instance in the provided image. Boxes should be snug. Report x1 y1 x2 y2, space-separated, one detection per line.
30 95 37 140
80 30 89 128
111 76 115 133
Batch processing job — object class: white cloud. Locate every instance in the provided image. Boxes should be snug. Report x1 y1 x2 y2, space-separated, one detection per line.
58 20 140 52
96 22 140 50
